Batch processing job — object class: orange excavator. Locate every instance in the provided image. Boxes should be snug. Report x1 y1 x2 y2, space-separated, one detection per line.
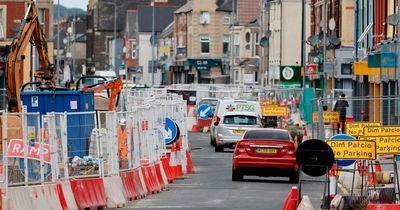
6 1 55 112
75 76 123 111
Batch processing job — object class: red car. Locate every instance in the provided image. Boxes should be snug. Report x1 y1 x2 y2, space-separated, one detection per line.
232 128 299 183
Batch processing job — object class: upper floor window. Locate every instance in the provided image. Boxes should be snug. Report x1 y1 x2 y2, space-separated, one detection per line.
200 34 210 53
223 12 230 24
0 8 5 38
222 35 230 54
200 11 210 24
131 42 137 59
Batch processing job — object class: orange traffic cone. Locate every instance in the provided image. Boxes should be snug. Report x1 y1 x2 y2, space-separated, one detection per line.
169 144 177 179
367 162 378 186
175 140 184 178
186 149 194 174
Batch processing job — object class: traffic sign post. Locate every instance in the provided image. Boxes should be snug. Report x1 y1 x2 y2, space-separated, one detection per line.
197 105 213 120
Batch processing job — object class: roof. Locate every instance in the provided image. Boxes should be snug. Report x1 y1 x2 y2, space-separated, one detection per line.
174 0 193 14
160 22 174 38
138 6 179 33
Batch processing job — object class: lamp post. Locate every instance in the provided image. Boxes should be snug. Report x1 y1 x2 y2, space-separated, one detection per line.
56 0 60 84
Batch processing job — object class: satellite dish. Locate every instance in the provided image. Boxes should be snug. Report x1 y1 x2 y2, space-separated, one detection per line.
386 14 399 26
329 35 340 46
259 37 269 47
329 18 336 30
265 30 272 38
308 35 319 46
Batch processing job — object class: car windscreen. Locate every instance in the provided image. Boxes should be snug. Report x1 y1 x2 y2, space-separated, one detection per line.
223 115 257 125
243 130 290 140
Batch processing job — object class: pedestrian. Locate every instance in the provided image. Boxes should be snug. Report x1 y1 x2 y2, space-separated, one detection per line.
118 118 128 168
7 98 18 112
334 93 349 133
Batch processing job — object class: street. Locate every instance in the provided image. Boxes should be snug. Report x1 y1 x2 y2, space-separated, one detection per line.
124 132 326 210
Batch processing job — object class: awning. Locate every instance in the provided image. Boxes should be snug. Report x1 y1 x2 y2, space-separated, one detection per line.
186 58 223 71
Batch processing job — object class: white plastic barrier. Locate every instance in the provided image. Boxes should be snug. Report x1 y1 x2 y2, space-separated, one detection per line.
31 184 62 210
297 195 315 210
7 186 31 210
103 175 127 208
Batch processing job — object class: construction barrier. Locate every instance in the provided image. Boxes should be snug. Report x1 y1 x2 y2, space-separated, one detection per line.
119 170 141 201
103 175 127 208
282 187 298 210
70 178 107 209
296 195 315 210
1 88 195 210
56 181 78 210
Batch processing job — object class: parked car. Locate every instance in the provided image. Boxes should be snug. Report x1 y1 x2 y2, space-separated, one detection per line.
214 111 262 152
232 128 299 183
198 97 219 113
210 99 262 146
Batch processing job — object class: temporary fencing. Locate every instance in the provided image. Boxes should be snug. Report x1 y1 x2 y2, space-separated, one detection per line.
0 88 194 210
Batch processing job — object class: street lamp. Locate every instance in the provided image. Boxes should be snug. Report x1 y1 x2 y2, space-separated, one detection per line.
104 0 117 74
151 0 155 86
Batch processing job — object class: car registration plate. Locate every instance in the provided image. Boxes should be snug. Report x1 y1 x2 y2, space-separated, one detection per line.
232 129 245 134
256 148 277 154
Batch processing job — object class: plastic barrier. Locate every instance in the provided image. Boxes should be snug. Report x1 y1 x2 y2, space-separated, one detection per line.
296 195 315 210
158 160 169 187
31 184 63 210
70 178 107 209
7 186 32 210
155 162 167 191
367 204 400 210
162 155 175 183
282 187 298 210
135 167 148 197
120 170 141 201
141 161 161 194
103 175 127 208
57 181 78 210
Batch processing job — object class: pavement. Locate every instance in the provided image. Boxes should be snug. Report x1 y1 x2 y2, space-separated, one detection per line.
122 132 327 210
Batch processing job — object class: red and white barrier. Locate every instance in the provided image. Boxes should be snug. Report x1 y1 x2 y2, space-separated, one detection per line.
120 170 141 201
70 178 107 209
31 184 63 210
7 186 32 210
57 181 78 210
103 175 127 208
155 161 168 191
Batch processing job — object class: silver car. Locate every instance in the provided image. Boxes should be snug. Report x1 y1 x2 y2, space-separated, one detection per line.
214 112 262 152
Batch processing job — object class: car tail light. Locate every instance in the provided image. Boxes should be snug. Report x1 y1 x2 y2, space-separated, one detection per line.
235 140 251 154
216 116 221 123
281 148 295 155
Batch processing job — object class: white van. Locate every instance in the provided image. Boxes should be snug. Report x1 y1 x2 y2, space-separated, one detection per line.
210 99 262 146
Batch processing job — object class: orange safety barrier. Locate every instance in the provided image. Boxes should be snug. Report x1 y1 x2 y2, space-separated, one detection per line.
198 118 212 128
155 162 167 191
367 204 400 210
175 141 184 178
56 182 68 210
141 160 161 194
70 178 107 209
282 187 299 210
120 170 141 201
133 167 147 198
163 154 175 183
186 150 194 174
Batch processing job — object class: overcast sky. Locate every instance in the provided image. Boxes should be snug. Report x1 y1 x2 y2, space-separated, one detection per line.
59 0 89 10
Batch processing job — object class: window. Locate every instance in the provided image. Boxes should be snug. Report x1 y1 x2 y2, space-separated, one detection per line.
38 8 46 29
131 42 137 59
200 35 210 53
234 33 240 58
234 70 239 82
178 35 183 47
222 35 230 54
341 63 352 75
200 11 210 24
223 115 257 125
243 130 290 140
0 8 4 38
223 12 230 24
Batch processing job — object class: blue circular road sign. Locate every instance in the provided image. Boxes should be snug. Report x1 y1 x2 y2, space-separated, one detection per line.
165 117 178 145
330 134 356 167
197 104 213 120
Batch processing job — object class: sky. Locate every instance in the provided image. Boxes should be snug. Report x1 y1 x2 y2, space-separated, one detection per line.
59 0 89 10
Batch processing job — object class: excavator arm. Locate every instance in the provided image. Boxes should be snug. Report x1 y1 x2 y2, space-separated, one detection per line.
6 1 55 112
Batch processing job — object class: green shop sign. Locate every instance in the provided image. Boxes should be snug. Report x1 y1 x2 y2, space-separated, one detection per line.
280 66 301 87
186 59 222 71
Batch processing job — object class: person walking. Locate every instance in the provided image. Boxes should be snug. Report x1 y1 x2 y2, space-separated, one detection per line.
334 93 349 133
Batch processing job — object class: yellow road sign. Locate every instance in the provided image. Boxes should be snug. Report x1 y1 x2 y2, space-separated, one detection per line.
363 126 400 137
262 105 287 117
312 111 340 123
326 140 376 160
360 136 400 154
346 122 381 136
